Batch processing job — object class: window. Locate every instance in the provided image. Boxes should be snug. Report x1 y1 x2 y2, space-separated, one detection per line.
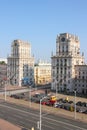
79 76 80 78
82 85 84 87
68 72 70 78
14 43 17 46
57 59 59 63
82 76 84 79
68 80 70 83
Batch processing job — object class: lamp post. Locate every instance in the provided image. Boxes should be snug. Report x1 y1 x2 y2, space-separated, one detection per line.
56 81 57 98
3 78 7 101
39 96 47 130
29 85 31 107
74 89 76 119
5 81 6 101
40 99 42 130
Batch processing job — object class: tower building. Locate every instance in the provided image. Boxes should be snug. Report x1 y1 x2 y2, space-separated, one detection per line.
51 33 85 92
7 40 34 87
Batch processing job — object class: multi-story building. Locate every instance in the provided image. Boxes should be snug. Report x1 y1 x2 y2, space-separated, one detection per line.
7 39 34 87
51 33 85 92
0 64 7 87
75 65 87 94
34 60 51 85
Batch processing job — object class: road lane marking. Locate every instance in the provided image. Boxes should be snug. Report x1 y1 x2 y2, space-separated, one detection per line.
62 126 74 130
44 116 87 130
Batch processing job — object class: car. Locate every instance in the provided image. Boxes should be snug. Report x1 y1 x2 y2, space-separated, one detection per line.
57 98 63 102
81 102 87 107
79 108 86 113
62 100 68 103
68 101 74 104
76 101 82 106
45 101 53 106
41 99 48 105
54 102 63 108
83 110 87 114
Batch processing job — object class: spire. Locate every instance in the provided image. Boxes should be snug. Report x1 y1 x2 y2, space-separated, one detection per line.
82 52 84 56
51 51 53 56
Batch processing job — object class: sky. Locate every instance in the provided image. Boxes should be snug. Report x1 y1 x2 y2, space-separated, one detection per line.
0 0 87 62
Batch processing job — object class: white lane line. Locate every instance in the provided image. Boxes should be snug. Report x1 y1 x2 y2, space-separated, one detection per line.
42 124 55 130
43 118 75 130
44 116 87 130
62 126 74 130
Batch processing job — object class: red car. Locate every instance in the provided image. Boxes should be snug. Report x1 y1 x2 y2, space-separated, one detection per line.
41 100 47 105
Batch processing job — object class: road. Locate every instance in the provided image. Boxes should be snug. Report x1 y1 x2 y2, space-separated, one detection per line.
0 101 87 130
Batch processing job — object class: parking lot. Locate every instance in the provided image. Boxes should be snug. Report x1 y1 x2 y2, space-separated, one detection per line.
9 91 87 114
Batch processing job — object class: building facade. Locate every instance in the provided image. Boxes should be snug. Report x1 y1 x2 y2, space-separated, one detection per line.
34 60 51 85
0 64 7 88
75 65 87 94
7 40 34 87
51 33 85 92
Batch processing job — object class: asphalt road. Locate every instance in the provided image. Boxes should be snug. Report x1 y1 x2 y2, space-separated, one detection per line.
0 101 87 130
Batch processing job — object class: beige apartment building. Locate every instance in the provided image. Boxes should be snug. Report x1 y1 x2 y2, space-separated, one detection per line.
51 33 85 93
75 65 87 94
7 40 34 87
34 60 51 85
0 64 7 88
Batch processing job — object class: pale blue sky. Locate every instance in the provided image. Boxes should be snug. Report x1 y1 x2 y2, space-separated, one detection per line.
0 0 87 62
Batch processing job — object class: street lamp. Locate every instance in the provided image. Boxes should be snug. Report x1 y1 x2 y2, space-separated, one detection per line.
55 78 58 98
39 96 47 130
3 77 7 101
74 89 77 119
29 85 31 107
5 81 6 101
40 99 42 130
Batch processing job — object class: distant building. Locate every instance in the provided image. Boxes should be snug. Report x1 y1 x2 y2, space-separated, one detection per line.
51 33 85 93
0 64 7 87
7 39 34 87
34 60 51 85
75 65 87 94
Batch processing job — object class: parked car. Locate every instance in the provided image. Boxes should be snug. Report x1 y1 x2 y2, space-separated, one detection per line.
76 101 82 106
41 99 48 105
57 98 63 102
81 102 87 107
83 110 87 114
68 101 74 104
54 102 63 108
79 108 87 113
46 100 53 106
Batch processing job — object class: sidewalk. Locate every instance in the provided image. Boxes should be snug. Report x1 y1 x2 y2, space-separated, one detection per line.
0 119 21 130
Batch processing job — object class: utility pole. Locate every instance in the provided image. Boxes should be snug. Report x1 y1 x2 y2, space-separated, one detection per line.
3 78 7 101
29 86 31 107
39 96 47 130
40 99 42 130
74 90 76 119
5 81 6 101
56 83 57 98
